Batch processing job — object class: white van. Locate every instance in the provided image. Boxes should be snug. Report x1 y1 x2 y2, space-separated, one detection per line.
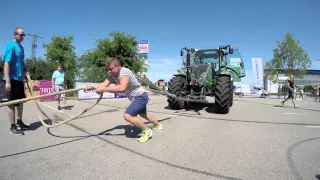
234 83 268 98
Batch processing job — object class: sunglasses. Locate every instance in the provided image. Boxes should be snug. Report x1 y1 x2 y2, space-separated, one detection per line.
18 34 25 37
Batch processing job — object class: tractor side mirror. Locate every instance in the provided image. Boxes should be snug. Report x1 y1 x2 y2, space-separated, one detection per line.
229 46 233 54
186 53 191 66
180 49 184 56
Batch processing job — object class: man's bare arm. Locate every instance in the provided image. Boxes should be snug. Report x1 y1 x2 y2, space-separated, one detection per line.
96 75 129 93
96 77 113 89
4 62 10 83
24 62 27 73
52 78 55 90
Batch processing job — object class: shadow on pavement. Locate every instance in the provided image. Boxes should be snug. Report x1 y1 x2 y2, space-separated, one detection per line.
47 116 173 139
0 113 243 180
47 116 242 180
0 116 174 160
164 102 218 115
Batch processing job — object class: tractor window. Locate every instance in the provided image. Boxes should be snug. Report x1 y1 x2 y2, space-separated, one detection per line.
194 50 220 71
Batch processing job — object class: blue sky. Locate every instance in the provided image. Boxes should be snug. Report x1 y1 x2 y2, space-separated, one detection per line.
0 0 319 84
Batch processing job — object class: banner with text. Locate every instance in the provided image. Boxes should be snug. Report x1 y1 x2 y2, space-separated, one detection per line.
40 81 56 101
251 58 264 88
75 82 115 99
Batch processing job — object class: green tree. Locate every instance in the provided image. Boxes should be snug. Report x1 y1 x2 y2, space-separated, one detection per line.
78 31 143 83
43 36 77 88
25 58 57 80
264 33 312 83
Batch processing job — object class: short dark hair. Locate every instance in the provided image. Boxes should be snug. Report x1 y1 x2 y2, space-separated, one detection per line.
13 27 23 35
107 57 121 67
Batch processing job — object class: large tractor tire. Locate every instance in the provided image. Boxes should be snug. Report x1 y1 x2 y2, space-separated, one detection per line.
229 83 234 107
214 75 231 114
167 76 186 110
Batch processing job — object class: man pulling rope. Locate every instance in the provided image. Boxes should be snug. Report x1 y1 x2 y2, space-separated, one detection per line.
84 57 163 143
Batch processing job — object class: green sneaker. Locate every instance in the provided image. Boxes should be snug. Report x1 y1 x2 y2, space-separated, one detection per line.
138 129 152 143
148 124 163 130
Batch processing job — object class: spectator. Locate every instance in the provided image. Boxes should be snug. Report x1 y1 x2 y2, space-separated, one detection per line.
52 64 68 110
2 27 31 135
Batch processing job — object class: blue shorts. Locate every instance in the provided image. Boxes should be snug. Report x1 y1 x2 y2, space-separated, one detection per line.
125 92 149 116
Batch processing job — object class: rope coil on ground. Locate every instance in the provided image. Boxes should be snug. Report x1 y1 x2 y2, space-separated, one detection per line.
25 81 103 128
0 80 103 128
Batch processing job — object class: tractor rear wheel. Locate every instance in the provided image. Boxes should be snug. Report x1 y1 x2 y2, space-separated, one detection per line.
229 83 233 107
167 76 186 110
214 75 231 114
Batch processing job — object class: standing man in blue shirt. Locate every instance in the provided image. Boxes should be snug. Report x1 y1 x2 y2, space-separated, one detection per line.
2 27 31 135
52 64 68 110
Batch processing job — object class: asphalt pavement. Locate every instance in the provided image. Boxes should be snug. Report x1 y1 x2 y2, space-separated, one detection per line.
0 95 319 180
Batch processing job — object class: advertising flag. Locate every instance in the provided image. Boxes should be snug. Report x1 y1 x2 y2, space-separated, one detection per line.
251 58 264 88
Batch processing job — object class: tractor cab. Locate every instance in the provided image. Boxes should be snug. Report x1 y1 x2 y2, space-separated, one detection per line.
225 48 246 82
194 49 221 73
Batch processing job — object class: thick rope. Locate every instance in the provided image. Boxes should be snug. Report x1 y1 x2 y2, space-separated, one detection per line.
0 71 206 127
21 81 102 128
0 87 84 107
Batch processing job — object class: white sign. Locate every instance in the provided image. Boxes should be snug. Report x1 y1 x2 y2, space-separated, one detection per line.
138 44 149 54
75 82 115 99
251 58 264 88
138 40 149 54
230 58 241 67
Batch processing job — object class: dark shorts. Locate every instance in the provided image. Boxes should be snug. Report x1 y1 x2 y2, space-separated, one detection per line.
3 79 26 106
288 90 294 98
125 92 148 116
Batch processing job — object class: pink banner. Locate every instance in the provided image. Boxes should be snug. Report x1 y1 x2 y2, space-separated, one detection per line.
40 81 56 101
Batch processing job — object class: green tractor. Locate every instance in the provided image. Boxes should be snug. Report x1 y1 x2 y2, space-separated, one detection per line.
167 45 246 114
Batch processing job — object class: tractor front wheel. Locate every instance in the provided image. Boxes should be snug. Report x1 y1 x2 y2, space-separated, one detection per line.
230 84 234 107
214 75 232 114
167 76 186 110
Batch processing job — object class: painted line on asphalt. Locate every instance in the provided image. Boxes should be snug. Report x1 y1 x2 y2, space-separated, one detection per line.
284 112 320 116
41 103 74 117
306 126 320 128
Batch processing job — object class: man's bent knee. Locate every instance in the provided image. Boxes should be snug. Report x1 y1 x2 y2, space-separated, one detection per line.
123 113 135 122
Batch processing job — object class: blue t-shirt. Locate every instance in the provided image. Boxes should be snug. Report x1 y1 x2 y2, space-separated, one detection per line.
52 70 65 85
2 41 25 81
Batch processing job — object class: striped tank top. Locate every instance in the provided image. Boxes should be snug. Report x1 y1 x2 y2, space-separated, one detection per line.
109 67 145 101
